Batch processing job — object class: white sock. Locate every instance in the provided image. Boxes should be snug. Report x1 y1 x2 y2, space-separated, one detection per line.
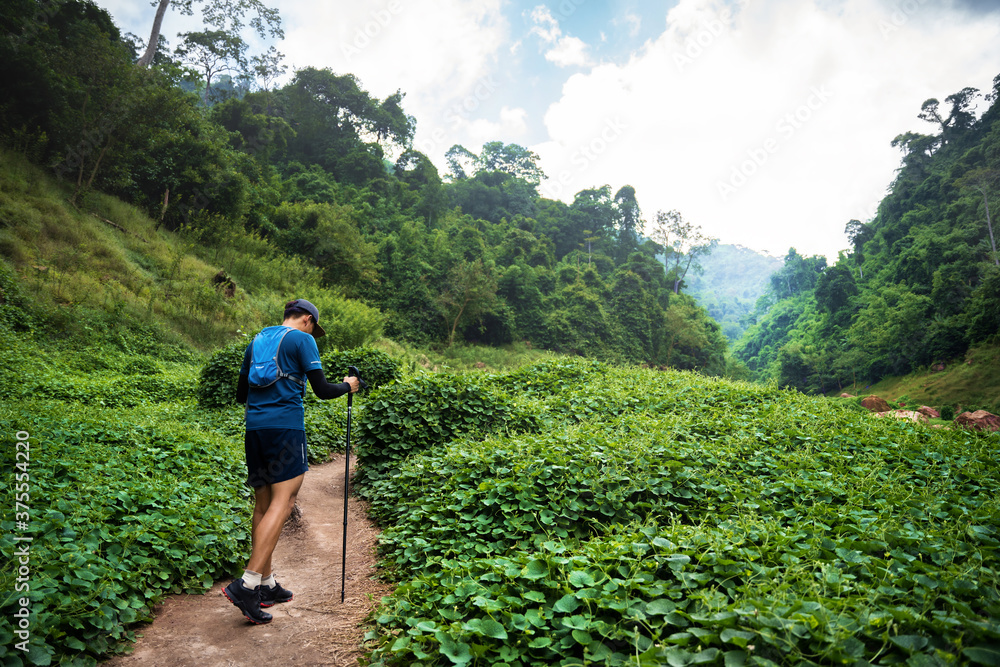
262 574 276 589
242 570 262 589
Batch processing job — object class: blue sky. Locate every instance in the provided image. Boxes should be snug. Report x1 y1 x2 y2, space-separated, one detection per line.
97 0 1000 261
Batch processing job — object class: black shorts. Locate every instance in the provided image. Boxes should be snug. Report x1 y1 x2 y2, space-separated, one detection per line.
245 429 309 488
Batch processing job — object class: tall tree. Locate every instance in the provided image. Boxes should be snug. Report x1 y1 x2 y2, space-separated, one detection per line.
958 168 1000 266
137 0 282 68
175 30 247 104
475 141 545 185
652 209 717 293
436 259 498 347
613 185 641 262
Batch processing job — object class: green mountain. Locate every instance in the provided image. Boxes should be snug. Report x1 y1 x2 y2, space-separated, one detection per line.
686 244 783 342
733 77 1000 409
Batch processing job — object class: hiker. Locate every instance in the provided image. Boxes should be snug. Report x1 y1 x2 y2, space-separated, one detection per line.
223 299 360 624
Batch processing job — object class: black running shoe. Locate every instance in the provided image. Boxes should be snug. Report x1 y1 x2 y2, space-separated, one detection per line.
222 579 273 624
259 581 293 607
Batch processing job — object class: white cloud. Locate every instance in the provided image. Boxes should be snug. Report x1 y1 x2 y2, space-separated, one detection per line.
533 0 1000 261
529 6 561 43
465 106 530 147
545 35 592 67
528 5 593 68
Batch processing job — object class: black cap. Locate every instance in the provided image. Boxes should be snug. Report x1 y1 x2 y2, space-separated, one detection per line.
288 299 326 338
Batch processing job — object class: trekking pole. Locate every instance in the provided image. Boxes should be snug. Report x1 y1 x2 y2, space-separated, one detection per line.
342 366 366 603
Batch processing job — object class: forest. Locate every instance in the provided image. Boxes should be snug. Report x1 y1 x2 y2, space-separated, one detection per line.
0 0 730 375
731 79 1000 399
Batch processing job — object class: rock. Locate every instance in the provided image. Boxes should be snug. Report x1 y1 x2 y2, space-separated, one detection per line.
917 406 940 419
954 410 1000 432
474 361 486 369
839 393 855 398
873 410 929 423
931 362 946 372
861 395 892 412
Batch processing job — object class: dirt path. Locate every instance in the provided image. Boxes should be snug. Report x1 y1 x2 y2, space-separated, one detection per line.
104 454 392 667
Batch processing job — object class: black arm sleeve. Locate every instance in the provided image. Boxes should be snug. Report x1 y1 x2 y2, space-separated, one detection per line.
236 373 249 404
306 369 351 400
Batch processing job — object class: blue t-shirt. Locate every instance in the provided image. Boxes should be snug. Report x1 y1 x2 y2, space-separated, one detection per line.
240 326 323 431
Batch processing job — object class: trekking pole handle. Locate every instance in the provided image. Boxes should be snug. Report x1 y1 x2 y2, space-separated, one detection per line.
347 366 369 391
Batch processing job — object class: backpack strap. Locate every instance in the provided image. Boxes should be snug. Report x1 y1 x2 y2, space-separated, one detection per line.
249 326 306 390
273 327 306 389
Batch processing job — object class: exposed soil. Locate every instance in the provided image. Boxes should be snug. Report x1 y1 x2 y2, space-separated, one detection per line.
103 454 392 667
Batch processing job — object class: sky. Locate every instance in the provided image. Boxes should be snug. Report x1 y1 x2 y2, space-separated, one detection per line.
96 0 1000 261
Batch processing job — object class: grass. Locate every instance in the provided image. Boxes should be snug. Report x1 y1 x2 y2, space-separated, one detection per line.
0 149 378 354
832 340 1000 414
374 338 563 374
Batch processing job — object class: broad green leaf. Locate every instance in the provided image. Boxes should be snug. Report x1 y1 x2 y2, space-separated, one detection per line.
553 594 580 613
646 599 677 615
889 635 928 652
522 590 546 603
479 618 508 640
724 651 747 667
438 635 472 665
964 647 1000 666
522 559 548 581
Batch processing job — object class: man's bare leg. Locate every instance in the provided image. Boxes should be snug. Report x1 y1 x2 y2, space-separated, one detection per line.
247 474 304 575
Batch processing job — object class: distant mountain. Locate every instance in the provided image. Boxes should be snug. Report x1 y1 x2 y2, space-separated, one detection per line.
686 244 783 342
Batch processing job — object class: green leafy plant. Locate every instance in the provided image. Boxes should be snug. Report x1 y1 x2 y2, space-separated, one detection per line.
196 337 249 409
353 373 541 493
357 365 1000 666
321 346 403 395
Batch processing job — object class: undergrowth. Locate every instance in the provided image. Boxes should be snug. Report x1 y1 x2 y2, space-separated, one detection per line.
356 361 1000 666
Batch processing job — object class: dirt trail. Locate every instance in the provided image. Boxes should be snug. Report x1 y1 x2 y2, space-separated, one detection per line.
104 454 392 667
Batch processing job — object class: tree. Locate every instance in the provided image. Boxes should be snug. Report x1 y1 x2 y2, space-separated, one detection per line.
652 209 717 293
958 168 1000 266
175 30 247 104
137 0 282 68
916 87 980 146
436 259 498 346
613 185 641 262
445 144 477 181
475 141 545 185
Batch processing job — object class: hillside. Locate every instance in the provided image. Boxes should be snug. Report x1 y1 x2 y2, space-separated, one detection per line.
734 76 1000 408
686 244 783 342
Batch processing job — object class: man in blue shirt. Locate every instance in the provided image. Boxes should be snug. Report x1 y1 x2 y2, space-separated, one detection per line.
223 299 359 624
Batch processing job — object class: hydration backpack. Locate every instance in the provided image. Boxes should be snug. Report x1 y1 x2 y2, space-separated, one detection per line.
248 326 306 391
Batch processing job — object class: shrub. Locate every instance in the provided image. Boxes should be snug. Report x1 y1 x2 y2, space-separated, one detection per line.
0 259 32 331
353 374 540 493
941 404 956 421
362 367 1000 667
309 292 386 351
197 337 249 409
321 346 403 395
0 402 250 665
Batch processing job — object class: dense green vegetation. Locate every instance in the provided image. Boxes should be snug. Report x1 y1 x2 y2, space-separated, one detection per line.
0 256 379 664
356 361 1000 666
734 79 1000 404
0 0 730 373
686 245 783 343
3 1 1000 665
